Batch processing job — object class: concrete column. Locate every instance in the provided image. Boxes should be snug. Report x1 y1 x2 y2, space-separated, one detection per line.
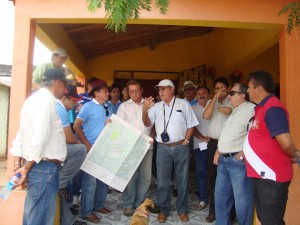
279 26 300 225
2 8 36 225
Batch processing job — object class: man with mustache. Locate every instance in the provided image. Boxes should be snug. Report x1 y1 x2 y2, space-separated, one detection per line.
191 86 211 211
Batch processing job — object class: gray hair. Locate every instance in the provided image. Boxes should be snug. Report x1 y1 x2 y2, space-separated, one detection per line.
41 80 56 88
233 83 249 101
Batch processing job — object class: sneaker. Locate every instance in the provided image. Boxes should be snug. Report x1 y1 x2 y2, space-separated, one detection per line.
73 195 79 208
59 188 72 200
70 207 79 215
123 208 134 216
198 201 207 211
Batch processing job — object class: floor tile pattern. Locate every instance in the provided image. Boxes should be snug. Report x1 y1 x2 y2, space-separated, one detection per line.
75 173 230 225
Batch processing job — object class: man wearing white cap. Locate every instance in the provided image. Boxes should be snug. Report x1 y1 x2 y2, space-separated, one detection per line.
182 80 197 106
32 47 68 91
142 79 198 223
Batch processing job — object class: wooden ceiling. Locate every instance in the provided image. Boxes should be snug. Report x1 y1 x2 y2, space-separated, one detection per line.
62 24 214 59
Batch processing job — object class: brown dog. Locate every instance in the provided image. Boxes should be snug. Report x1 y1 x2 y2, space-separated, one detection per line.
130 198 155 225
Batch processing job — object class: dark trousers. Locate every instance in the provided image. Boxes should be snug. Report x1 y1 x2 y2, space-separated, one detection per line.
207 139 218 214
253 178 290 225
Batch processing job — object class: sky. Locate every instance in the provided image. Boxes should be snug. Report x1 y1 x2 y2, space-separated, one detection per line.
0 0 51 66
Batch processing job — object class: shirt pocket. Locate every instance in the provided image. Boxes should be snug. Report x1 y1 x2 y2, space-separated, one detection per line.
173 111 185 124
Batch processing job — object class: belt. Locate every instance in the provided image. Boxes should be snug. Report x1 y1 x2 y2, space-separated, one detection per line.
221 152 239 157
209 138 218 142
160 140 184 147
41 157 62 165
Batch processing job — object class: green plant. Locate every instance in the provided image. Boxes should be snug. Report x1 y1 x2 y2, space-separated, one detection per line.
279 1 300 34
86 0 169 32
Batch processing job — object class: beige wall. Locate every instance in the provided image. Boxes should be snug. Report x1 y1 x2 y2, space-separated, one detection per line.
87 28 279 91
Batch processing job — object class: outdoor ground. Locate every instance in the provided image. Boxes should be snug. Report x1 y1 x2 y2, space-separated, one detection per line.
0 159 239 225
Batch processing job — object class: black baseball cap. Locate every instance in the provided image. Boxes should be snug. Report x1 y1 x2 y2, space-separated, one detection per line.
42 68 67 83
64 84 82 100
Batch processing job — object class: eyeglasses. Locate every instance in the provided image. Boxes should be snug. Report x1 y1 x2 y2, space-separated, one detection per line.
103 105 109 117
229 91 244 96
129 90 140 94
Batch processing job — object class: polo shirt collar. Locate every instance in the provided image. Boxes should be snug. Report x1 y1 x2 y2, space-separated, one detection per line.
92 98 108 106
56 99 66 109
163 96 175 106
258 94 274 106
128 98 145 105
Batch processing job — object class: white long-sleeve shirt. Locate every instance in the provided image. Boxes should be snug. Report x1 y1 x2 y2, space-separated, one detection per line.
10 88 67 163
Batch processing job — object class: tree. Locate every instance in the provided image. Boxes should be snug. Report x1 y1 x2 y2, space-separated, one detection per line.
86 0 169 32
279 1 300 34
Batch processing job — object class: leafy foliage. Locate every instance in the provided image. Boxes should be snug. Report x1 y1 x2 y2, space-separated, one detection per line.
86 0 169 32
279 1 300 34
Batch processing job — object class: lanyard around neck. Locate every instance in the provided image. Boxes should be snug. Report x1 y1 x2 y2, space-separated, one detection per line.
163 98 176 131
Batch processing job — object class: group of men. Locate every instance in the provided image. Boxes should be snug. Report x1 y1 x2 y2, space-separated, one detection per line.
9 49 299 225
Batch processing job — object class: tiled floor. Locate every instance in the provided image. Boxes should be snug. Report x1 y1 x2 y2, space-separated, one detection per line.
74 173 229 225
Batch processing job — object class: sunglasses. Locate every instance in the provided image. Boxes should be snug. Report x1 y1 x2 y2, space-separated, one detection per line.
104 105 109 117
229 90 244 96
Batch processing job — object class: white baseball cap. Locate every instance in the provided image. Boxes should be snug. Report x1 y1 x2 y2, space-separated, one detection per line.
154 79 175 89
181 80 197 91
52 47 68 58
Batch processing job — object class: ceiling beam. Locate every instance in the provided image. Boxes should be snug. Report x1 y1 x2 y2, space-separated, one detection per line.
150 25 158 50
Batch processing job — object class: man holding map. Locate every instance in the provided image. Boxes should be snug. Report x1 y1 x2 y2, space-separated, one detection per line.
116 79 153 217
74 79 113 224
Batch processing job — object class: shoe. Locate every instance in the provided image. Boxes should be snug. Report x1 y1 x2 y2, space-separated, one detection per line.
172 188 178 197
205 213 216 223
70 207 79 215
73 204 80 209
148 203 160 214
123 208 134 216
59 188 73 200
198 201 207 211
178 214 189 222
73 195 80 207
85 213 101 224
73 221 87 225
96 207 112 214
157 213 167 223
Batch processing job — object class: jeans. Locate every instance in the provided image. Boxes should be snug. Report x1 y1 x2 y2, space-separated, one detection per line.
81 171 108 218
23 161 60 225
207 139 218 214
123 150 153 208
60 198 75 225
215 155 253 225
152 140 158 180
156 143 189 215
252 178 290 225
192 148 208 203
68 170 84 196
59 144 87 189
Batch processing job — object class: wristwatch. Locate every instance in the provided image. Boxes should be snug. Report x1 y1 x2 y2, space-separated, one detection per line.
184 139 189 143
239 155 244 160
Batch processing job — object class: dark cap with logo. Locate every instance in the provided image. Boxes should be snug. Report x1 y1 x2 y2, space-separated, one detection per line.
64 84 82 100
88 79 108 96
42 68 67 83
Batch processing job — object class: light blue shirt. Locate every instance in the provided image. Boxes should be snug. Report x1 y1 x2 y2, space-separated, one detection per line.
56 100 70 127
108 100 122 114
77 99 112 144
188 98 198 106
